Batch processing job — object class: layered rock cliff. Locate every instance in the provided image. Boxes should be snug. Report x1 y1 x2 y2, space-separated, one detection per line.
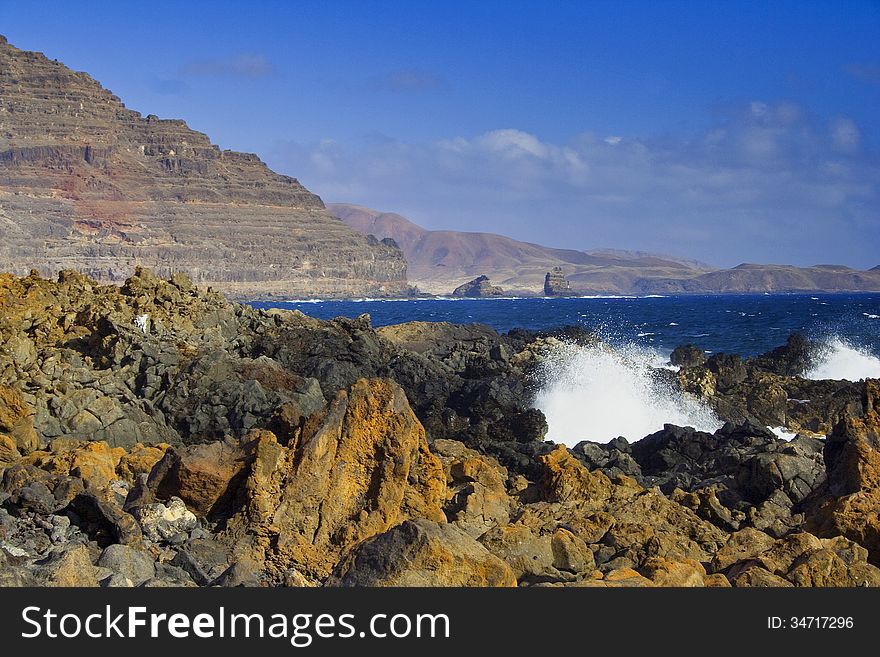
0 36 407 298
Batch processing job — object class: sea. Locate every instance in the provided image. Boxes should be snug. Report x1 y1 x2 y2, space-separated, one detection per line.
250 293 880 446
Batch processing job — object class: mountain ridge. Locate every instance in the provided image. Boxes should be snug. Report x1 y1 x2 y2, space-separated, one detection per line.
329 203 880 295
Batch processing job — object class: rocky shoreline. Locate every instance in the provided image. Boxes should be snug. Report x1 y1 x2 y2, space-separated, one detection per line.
1 268 879 587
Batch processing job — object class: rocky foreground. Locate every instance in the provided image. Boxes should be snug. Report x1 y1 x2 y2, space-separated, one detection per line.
1 269 879 587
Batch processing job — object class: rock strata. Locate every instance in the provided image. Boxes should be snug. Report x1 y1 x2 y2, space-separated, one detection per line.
0 36 407 299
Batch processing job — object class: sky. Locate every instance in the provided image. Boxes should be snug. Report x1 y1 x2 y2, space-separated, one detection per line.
1 0 878 268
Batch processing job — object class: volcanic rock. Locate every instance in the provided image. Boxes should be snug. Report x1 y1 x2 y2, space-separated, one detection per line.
806 381 880 563
220 379 446 580
451 275 504 298
326 519 517 587
544 267 571 296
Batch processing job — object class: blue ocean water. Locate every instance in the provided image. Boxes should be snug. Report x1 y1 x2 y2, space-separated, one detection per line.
250 293 880 358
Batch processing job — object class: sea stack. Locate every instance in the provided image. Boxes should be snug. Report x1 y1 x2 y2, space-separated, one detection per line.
544 267 571 296
451 275 505 298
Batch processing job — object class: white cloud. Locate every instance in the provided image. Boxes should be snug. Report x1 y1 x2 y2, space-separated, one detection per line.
267 102 879 268
830 117 861 153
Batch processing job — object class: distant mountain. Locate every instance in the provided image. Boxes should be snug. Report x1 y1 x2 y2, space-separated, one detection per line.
330 203 880 295
328 203 710 294
0 36 407 299
637 263 880 294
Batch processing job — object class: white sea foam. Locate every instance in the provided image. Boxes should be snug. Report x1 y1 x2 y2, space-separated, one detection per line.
804 336 880 382
770 426 798 441
533 341 721 445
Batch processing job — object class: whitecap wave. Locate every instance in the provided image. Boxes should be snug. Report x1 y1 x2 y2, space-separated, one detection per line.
533 341 720 445
804 336 880 382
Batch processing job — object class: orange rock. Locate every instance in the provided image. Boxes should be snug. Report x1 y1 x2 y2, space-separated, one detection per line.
703 573 732 587
223 378 447 580
806 382 880 564
22 439 123 488
116 443 170 483
148 438 252 517
0 385 39 454
640 556 706 587
538 445 613 503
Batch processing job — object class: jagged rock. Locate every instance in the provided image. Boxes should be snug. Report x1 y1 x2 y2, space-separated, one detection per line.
519 446 727 571
670 344 707 369
67 491 144 547
451 275 505 298
327 519 517 587
544 267 571 296
627 422 825 535
806 381 880 564
433 438 512 537
116 443 170 484
0 386 38 456
714 529 880 587
538 445 614 503
21 439 125 489
222 379 446 580
670 333 867 434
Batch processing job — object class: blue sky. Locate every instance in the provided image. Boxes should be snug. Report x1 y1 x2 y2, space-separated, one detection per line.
2 0 878 267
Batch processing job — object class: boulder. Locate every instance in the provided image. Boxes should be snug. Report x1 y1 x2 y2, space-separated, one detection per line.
132 497 198 542
147 437 255 517
96 544 156 586
639 557 706 587
479 524 556 582
538 445 613 503
34 545 99 587
327 519 517 587
433 438 512 537
116 443 170 484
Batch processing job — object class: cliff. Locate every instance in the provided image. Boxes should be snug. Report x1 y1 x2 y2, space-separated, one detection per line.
0 36 408 299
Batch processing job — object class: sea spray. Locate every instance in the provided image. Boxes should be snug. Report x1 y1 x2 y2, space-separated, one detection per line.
534 341 721 446
804 336 880 382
